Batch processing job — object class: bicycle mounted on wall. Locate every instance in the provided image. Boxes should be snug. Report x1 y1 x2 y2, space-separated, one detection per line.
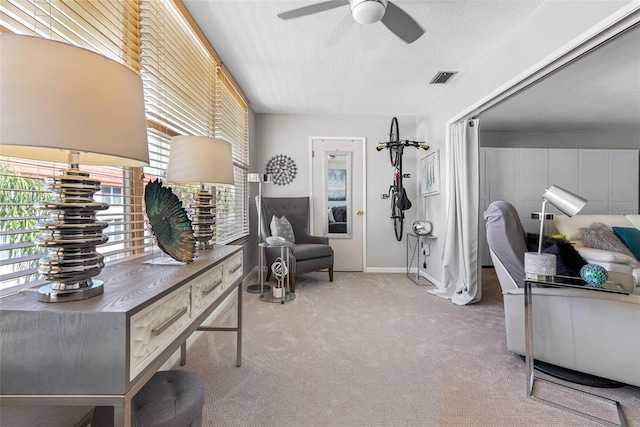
377 117 428 241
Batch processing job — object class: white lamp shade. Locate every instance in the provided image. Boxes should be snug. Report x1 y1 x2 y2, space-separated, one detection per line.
351 0 387 24
0 35 149 167
543 185 587 217
167 136 234 186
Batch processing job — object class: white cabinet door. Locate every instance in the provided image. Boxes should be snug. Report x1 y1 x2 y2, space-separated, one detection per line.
578 149 609 214
518 149 548 234
609 149 639 214
549 149 579 195
478 149 492 266
487 148 518 205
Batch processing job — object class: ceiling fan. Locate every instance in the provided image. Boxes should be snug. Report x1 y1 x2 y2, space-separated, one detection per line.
277 0 425 44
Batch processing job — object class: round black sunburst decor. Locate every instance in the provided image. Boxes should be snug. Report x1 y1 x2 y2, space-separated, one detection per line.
266 154 297 186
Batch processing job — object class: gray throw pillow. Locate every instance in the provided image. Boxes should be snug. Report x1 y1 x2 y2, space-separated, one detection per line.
328 208 336 224
581 222 635 257
270 215 295 243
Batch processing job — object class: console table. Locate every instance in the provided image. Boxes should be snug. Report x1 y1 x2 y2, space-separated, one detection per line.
406 233 437 285
0 245 243 427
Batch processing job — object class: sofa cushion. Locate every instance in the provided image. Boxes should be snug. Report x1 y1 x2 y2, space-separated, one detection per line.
576 246 638 266
613 227 640 261
270 215 295 243
624 214 640 229
555 215 634 242
484 201 528 288
581 222 635 258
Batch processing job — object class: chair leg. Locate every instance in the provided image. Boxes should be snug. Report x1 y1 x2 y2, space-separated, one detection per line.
266 268 272 283
290 273 296 293
329 266 334 282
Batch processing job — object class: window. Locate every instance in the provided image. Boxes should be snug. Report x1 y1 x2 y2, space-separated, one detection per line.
0 0 250 292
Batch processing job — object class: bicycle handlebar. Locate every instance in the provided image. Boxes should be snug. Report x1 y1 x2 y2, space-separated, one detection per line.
376 140 429 151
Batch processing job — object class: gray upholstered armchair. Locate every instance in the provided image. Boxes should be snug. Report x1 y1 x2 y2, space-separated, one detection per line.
259 197 333 292
484 201 640 387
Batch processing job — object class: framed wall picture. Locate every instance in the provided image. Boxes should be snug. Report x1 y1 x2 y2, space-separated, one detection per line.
421 150 440 196
327 168 347 201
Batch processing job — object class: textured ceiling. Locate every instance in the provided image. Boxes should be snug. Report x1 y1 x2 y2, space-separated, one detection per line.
480 24 640 132
183 0 543 116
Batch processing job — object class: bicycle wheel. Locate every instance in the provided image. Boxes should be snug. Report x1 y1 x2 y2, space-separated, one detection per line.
389 117 400 166
392 191 404 241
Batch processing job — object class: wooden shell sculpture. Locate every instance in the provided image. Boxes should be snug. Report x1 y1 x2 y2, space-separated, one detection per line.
144 178 196 263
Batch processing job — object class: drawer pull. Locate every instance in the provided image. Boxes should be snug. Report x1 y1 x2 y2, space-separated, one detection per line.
230 263 242 274
203 279 223 296
152 307 188 336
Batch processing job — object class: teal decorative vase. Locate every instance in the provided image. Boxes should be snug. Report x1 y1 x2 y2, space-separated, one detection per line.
580 264 608 287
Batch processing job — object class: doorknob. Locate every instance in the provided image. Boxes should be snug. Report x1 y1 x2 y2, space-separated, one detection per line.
356 210 364 216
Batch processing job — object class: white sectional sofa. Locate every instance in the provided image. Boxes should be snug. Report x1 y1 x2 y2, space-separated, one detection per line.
554 214 640 293
485 202 640 388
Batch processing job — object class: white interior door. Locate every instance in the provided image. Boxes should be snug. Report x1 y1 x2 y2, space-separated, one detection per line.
311 138 365 271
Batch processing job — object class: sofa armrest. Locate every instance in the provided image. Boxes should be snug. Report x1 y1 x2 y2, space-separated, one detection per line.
502 288 640 386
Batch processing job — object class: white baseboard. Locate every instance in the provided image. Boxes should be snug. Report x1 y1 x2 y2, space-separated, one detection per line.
421 270 440 287
407 267 441 287
364 267 406 273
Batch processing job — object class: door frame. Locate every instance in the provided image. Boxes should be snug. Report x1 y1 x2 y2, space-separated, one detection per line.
308 136 367 271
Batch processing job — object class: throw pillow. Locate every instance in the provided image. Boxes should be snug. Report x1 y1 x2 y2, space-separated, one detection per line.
270 215 295 243
332 206 346 223
580 222 635 258
328 208 336 223
612 226 640 260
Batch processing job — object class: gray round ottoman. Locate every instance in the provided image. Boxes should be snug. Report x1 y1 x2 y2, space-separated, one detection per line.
93 370 205 427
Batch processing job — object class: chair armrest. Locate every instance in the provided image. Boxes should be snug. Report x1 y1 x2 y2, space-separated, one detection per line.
299 234 328 245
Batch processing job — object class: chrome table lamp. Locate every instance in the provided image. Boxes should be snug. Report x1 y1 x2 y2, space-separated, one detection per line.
0 35 149 302
525 185 587 281
166 136 234 250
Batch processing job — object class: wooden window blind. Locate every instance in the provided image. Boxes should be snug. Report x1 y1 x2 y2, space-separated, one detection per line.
216 69 250 242
0 0 250 292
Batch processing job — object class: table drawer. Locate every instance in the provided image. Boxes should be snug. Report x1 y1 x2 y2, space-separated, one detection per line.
223 251 243 289
192 264 224 315
129 286 191 380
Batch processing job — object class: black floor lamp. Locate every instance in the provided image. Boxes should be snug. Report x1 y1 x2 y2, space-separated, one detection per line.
247 173 272 293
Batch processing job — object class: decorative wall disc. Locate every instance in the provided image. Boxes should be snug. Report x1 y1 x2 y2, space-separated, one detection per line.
266 154 297 186
144 178 196 263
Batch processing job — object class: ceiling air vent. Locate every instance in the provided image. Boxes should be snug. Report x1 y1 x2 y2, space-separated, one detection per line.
430 71 457 84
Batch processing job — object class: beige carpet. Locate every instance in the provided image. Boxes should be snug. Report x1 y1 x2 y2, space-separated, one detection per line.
177 269 640 426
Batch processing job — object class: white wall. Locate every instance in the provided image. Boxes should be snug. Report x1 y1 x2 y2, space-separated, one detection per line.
414 1 637 284
254 114 418 271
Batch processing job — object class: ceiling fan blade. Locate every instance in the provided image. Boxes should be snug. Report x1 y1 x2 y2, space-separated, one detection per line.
381 1 425 44
277 1 349 20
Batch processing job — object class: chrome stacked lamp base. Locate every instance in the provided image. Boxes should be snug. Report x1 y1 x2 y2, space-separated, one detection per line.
35 165 109 302
191 187 216 250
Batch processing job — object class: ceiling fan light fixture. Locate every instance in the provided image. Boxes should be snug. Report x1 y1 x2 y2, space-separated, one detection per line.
350 0 388 25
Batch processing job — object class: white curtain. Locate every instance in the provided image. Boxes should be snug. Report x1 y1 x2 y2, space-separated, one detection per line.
432 119 481 305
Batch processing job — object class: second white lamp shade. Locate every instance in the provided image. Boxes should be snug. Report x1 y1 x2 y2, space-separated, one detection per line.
166 136 234 186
